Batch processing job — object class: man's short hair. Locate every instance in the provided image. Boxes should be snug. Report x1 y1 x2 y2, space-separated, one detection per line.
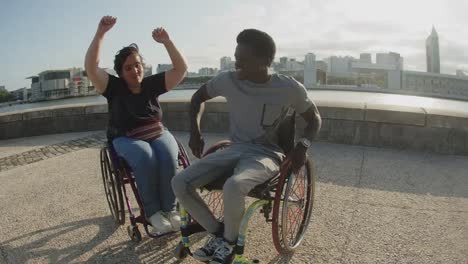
236 29 276 66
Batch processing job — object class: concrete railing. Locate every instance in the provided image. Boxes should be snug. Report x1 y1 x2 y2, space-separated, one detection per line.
310 85 468 102
1 101 467 155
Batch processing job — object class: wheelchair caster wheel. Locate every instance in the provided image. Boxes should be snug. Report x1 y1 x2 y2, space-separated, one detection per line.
173 242 189 260
127 225 142 242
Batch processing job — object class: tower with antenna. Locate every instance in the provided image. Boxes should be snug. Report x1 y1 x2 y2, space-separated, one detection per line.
426 26 440 74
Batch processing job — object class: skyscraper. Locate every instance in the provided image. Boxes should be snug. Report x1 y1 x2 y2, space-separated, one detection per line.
426 26 440 74
143 64 152 77
304 53 317 88
359 53 372 63
220 56 234 71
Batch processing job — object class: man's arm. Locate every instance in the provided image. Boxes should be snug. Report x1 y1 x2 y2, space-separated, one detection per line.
189 84 214 158
291 103 322 172
299 104 322 142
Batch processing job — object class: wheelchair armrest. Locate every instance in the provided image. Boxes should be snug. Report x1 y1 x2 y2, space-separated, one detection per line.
202 140 232 157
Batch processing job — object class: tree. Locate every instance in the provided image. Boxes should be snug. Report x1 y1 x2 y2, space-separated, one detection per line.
0 90 14 103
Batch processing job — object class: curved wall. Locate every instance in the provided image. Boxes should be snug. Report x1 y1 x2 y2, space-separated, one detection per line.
1 101 467 155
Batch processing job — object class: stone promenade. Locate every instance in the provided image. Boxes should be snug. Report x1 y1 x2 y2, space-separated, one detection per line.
0 131 467 263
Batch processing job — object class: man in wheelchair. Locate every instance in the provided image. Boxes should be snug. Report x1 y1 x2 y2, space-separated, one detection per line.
171 29 321 264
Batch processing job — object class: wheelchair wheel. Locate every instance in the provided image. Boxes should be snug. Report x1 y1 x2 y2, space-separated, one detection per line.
272 157 315 253
127 225 142 243
100 147 125 225
198 140 233 220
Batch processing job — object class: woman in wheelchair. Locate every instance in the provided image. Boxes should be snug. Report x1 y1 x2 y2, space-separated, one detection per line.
171 29 321 263
85 16 187 234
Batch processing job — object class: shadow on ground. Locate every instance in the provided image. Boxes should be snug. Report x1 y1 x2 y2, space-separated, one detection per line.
1 215 209 264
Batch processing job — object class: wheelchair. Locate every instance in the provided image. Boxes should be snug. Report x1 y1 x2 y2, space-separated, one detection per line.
173 112 316 263
99 136 221 242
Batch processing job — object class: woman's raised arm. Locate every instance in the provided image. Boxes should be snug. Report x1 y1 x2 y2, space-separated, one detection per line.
152 27 188 91
84 16 116 94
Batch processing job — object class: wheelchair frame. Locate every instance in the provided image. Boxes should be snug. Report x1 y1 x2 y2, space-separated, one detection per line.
173 140 316 263
99 138 191 242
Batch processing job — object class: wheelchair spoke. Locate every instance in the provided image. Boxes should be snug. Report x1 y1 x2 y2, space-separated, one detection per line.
199 190 224 221
287 206 303 243
286 205 301 234
208 192 223 214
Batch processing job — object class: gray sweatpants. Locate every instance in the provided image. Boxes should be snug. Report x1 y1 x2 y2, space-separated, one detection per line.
171 143 281 242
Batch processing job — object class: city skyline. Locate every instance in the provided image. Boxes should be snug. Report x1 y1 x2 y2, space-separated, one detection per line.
1 0 467 91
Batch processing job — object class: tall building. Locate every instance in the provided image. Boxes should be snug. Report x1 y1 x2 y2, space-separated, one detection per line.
327 56 356 75
198 67 218 76
157 64 172 73
360 53 372 63
426 26 440 73
143 64 152 77
220 57 235 71
279 57 288 69
304 53 317 87
376 52 402 70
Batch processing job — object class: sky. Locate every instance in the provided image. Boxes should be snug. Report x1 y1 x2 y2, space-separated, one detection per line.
1 0 467 91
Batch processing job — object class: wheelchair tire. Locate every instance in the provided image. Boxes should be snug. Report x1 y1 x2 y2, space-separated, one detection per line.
100 147 126 225
272 157 315 253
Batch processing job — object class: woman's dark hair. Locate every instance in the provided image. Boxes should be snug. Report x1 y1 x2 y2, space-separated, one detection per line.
236 29 276 66
114 43 142 77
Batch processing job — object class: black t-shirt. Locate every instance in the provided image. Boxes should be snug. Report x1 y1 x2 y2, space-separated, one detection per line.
102 72 167 140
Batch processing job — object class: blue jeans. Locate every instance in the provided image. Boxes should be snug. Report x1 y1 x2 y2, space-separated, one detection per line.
113 129 179 217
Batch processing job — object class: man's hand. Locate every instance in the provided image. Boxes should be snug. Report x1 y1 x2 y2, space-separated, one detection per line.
189 132 205 158
291 143 308 173
152 27 171 44
97 16 116 35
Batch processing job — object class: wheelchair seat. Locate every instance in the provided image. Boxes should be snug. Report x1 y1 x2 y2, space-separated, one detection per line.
201 110 296 200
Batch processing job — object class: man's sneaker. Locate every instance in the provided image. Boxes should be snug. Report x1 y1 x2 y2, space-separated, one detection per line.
165 211 181 231
148 211 172 234
193 235 224 262
209 240 234 264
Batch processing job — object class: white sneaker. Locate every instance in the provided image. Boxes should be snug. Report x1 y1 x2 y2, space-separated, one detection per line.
165 211 181 231
148 211 172 234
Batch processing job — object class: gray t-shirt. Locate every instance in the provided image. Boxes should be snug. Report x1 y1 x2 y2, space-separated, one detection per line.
206 71 313 159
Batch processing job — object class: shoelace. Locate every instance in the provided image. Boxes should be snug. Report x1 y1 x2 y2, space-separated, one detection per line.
213 242 232 259
205 237 223 252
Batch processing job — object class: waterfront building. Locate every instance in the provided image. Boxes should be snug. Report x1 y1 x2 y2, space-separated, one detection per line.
28 68 93 102
157 64 172 73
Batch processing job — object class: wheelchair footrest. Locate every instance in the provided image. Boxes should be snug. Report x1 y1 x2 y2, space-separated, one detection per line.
181 222 206 237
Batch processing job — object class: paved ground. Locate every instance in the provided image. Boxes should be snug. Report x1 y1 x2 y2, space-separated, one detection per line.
0 131 467 264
